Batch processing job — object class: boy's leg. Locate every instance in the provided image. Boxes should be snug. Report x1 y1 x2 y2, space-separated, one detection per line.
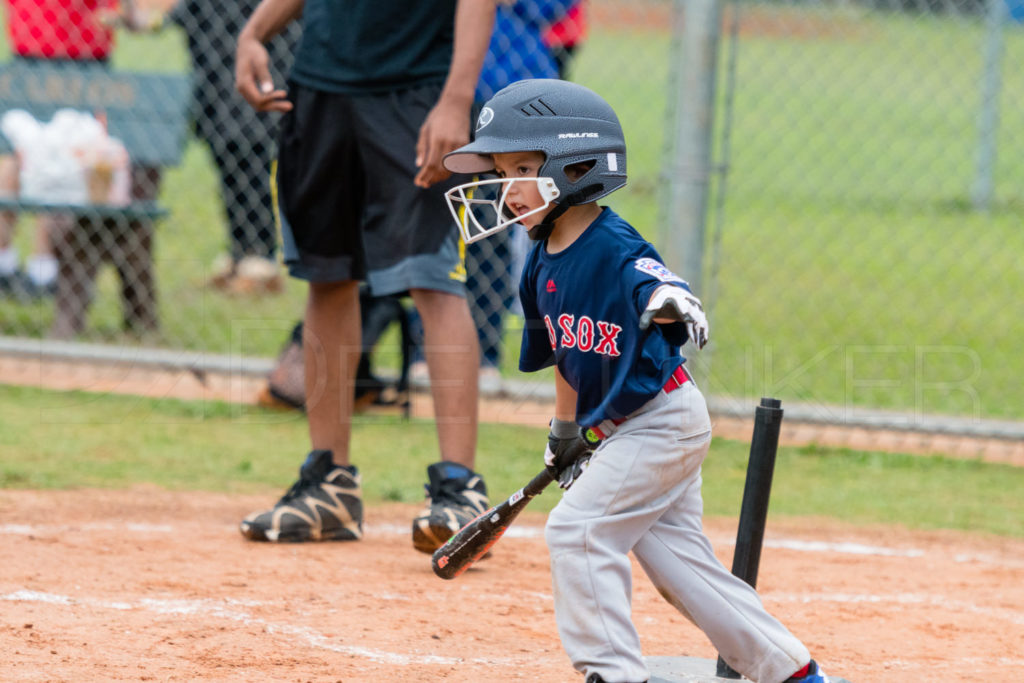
552 382 808 683
629 387 809 682
545 387 712 683
544 383 809 682
633 488 810 683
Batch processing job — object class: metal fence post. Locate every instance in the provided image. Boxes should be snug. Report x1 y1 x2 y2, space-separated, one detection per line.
972 0 1007 211
661 0 722 304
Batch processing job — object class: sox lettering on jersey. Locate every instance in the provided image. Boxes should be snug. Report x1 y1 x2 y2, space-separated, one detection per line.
544 314 622 357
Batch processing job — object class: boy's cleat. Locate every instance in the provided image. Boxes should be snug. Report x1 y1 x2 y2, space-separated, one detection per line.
411 462 489 554
240 450 362 542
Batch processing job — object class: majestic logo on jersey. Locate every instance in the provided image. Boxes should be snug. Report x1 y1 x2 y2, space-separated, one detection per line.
634 257 687 285
546 279 557 293
544 314 622 357
476 107 494 131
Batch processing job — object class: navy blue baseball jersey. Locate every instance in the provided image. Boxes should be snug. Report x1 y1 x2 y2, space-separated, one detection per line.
519 207 693 427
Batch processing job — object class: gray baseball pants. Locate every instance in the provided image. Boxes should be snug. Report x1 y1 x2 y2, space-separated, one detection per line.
545 381 810 683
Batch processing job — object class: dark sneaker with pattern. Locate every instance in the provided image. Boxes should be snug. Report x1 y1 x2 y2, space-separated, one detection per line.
240 450 363 542
411 462 489 554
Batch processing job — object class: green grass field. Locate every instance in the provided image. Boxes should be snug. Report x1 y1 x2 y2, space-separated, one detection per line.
1 383 1021 537
574 11 1024 421
1 5 1022 421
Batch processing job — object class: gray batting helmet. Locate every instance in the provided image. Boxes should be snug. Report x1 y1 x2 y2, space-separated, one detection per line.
443 79 627 205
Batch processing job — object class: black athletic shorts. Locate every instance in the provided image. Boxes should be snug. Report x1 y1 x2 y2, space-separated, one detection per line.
276 82 468 297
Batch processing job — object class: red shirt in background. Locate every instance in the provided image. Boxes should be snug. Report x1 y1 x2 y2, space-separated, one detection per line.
6 0 115 60
543 2 587 52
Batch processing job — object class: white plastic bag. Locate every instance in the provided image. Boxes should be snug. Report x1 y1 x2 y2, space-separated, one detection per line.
0 108 131 206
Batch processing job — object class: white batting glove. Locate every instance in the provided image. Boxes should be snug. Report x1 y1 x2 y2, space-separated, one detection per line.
639 284 709 349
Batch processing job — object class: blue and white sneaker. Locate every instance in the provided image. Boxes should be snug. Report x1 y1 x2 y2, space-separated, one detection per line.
786 659 832 682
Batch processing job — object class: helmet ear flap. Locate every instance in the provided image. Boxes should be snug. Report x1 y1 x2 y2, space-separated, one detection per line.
563 183 605 206
562 159 597 184
545 154 622 206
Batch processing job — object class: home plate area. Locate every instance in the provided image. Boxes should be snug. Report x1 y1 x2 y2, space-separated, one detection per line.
646 657 853 682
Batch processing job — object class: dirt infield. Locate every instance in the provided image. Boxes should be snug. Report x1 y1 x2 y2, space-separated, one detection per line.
3 488 1023 682
3 354 1023 680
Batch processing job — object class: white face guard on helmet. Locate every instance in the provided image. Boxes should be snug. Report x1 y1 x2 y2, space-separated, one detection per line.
444 176 561 244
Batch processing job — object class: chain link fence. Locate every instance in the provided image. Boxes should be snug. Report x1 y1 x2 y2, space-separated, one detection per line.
686 0 1024 426
0 0 1020 431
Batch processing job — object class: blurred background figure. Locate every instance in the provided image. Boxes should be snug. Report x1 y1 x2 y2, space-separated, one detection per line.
257 288 412 416
410 0 578 394
0 0 120 298
168 0 300 295
543 0 586 79
0 159 56 297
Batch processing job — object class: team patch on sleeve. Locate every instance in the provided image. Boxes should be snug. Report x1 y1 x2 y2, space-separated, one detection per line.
633 257 687 284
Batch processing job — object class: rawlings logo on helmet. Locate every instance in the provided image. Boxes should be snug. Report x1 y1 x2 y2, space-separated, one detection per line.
476 107 494 131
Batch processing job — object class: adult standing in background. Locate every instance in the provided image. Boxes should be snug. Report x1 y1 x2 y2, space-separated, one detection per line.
169 0 300 294
233 0 495 554
411 0 575 394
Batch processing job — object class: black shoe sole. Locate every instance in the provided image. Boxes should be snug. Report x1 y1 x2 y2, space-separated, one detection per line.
240 521 361 543
411 516 463 554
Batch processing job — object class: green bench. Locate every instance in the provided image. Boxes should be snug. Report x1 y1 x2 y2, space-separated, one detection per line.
0 59 190 337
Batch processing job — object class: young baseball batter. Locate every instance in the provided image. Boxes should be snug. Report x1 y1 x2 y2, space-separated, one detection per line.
443 79 834 683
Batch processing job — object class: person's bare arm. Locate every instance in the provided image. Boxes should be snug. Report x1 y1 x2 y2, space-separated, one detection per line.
414 0 496 188
235 0 305 112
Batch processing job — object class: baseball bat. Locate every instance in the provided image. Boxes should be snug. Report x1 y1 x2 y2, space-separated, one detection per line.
432 468 555 580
